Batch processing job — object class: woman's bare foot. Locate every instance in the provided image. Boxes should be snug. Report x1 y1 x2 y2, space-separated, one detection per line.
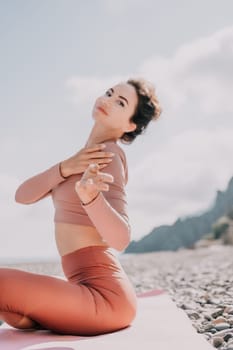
0 312 39 329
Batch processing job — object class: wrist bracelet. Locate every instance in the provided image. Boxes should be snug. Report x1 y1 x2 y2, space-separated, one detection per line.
59 162 68 179
81 193 100 206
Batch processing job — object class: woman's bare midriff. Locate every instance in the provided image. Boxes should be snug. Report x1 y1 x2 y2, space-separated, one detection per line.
55 222 109 256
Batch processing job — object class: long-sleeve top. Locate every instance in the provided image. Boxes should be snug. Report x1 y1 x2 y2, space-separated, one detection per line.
15 141 130 251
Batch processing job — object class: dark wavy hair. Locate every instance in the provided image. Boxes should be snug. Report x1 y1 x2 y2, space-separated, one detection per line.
120 78 162 144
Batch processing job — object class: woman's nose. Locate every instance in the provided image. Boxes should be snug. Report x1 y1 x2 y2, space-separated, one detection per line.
101 98 110 108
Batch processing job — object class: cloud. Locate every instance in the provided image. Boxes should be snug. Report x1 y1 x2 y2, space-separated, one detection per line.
139 25 233 117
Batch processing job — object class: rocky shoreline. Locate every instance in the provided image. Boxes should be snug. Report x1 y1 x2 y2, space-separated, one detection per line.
2 244 233 349
121 244 233 350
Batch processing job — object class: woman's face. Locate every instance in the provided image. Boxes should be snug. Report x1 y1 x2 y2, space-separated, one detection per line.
92 82 138 134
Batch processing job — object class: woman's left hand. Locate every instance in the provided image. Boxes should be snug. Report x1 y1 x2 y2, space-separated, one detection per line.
75 163 114 205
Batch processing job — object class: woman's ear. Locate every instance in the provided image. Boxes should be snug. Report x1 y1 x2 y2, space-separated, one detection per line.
126 122 136 132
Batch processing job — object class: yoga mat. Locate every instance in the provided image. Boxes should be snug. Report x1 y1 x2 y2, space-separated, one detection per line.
0 289 213 350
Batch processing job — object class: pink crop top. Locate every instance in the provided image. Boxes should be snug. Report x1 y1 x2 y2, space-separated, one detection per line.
15 142 130 251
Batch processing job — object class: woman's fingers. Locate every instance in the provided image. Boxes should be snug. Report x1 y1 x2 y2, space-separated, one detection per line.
75 162 114 203
85 179 110 192
88 150 115 158
96 172 114 184
87 152 115 165
61 144 115 177
79 144 115 170
87 163 99 175
86 164 114 182
85 144 115 161
97 183 110 191
89 157 113 165
85 143 106 153
99 164 109 169
82 164 114 188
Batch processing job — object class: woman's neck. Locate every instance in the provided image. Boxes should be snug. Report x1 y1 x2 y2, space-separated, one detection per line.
85 123 119 147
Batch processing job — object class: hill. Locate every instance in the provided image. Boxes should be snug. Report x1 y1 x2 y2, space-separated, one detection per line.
125 176 233 253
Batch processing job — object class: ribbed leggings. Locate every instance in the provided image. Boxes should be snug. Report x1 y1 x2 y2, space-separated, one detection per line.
0 245 137 335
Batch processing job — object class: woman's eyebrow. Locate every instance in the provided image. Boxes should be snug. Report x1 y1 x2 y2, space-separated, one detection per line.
109 88 129 105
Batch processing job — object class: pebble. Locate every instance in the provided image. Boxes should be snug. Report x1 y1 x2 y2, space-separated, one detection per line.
214 323 231 331
186 311 200 320
212 336 224 348
212 309 224 318
224 333 233 342
213 317 228 324
204 323 214 332
214 329 233 338
210 328 217 334
204 314 213 321
224 307 233 315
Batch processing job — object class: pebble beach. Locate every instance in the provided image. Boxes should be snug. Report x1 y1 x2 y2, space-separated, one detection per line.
2 243 233 349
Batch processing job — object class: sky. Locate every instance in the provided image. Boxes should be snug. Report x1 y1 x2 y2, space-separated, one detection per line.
1 0 233 262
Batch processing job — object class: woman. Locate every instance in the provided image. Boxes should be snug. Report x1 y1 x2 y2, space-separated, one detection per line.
0 78 161 335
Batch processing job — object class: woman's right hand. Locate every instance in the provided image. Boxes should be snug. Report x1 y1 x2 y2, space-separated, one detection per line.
60 143 115 177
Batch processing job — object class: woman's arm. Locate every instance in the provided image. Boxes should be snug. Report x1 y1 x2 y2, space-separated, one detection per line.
81 191 130 251
15 163 66 204
15 144 114 205
75 151 130 251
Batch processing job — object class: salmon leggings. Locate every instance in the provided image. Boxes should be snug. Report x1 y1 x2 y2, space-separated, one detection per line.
0 245 137 335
